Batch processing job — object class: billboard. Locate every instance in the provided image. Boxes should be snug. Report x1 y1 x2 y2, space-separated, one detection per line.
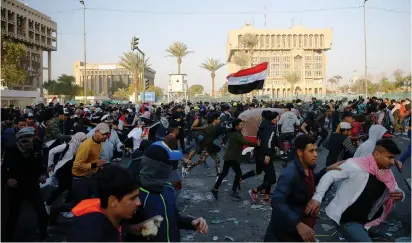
140 92 155 102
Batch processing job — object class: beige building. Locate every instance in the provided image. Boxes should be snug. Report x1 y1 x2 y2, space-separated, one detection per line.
227 24 332 99
1 0 57 93
73 61 156 96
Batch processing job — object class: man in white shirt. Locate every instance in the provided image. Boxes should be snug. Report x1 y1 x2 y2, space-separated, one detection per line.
128 121 146 151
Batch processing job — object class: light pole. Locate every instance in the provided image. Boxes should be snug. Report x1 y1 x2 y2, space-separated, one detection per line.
131 36 145 103
363 0 368 98
80 0 87 103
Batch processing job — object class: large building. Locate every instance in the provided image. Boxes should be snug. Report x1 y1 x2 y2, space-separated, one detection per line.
73 61 156 96
227 24 332 99
1 0 57 93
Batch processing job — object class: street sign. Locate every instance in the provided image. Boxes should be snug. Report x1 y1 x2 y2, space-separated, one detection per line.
140 91 155 102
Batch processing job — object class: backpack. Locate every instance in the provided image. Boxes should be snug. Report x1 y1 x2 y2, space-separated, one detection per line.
382 110 391 128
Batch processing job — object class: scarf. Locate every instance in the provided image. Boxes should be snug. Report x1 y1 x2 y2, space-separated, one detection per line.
16 127 35 153
391 103 401 114
69 132 87 152
353 155 396 228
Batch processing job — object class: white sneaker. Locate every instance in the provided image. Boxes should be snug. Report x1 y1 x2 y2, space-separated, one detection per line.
60 212 74 218
181 167 188 179
44 202 50 215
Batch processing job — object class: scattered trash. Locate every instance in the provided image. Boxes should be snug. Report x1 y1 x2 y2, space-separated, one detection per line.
183 234 194 241
244 220 249 223
211 219 223 224
385 233 393 237
225 236 235 242
182 206 187 213
321 224 335 232
251 204 264 209
209 210 220 213
222 180 228 183
395 237 412 242
226 217 237 222
213 236 218 241
233 220 239 225
338 237 345 241
388 221 402 232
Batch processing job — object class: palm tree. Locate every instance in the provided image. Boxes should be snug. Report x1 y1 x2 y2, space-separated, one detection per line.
113 88 130 100
165 41 193 74
328 78 336 91
200 58 226 97
119 52 150 102
232 51 250 69
333 75 342 90
239 33 258 67
284 71 301 98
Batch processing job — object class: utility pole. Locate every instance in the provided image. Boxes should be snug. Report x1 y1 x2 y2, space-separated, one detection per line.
363 0 368 98
131 36 145 103
80 0 87 103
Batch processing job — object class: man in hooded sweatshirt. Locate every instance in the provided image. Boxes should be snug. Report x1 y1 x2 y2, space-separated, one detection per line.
354 125 387 158
69 166 141 242
123 141 208 242
278 103 300 144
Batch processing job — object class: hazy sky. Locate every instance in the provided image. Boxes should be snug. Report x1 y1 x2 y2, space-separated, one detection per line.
26 0 411 91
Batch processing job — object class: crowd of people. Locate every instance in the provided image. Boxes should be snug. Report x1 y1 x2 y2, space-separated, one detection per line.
0 95 410 242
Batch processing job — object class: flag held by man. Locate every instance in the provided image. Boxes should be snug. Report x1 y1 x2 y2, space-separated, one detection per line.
227 62 268 95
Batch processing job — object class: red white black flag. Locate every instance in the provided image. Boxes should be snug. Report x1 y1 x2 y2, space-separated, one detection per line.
227 62 268 95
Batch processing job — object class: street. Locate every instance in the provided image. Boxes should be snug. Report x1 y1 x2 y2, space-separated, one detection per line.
9 135 411 242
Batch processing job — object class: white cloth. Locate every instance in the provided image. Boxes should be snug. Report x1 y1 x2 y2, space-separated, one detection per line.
312 159 404 229
353 125 387 158
128 127 143 151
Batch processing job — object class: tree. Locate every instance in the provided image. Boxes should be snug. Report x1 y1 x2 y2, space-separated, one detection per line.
333 75 342 89
1 41 28 89
351 79 377 95
77 89 94 96
378 77 395 93
113 88 130 100
232 51 250 69
239 33 259 67
110 80 127 96
165 41 193 74
327 78 336 91
219 81 229 95
119 52 150 102
200 58 226 97
284 72 301 97
44 74 81 98
188 84 204 98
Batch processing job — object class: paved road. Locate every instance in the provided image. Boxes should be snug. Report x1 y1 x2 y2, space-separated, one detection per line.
8 135 412 242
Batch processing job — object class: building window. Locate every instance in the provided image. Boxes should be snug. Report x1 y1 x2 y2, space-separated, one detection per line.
293 35 297 48
265 35 269 47
284 63 290 69
271 35 275 47
305 63 311 69
277 34 281 47
309 35 313 47
298 35 302 48
238 35 243 47
320 34 324 47
260 35 264 47
282 35 286 48
315 34 318 47
305 71 312 76
304 35 308 47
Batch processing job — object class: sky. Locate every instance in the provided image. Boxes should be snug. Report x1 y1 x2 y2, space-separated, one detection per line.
24 0 411 91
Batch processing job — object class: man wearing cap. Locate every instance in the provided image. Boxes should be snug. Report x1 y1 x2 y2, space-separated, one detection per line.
72 123 109 205
26 112 40 139
2 127 48 241
325 122 359 166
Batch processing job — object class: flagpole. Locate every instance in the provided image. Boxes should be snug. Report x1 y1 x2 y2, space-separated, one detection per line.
363 0 368 98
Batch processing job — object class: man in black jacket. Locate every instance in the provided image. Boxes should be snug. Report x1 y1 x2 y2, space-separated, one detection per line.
1 127 48 241
264 135 342 242
242 111 278 203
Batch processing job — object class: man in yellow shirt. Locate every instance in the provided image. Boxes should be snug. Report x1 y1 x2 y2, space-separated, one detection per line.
72 123 110 205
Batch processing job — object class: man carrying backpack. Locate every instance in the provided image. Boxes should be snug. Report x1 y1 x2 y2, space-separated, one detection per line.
376 103 394 133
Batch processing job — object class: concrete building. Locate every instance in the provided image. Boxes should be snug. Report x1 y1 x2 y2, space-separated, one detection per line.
1 0 57 93
227 24 332 99
73 61 156 96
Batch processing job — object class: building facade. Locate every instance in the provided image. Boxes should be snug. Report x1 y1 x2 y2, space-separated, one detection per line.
227 24 332 99
1 0 57 93
73 61 156 96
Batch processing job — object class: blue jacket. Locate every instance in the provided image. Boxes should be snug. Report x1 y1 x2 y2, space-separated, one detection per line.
123 183 195 242
265 158 327 241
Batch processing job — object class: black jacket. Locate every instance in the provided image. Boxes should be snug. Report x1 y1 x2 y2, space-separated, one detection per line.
1 143 45 189
256 120 277 159
265 159 327 241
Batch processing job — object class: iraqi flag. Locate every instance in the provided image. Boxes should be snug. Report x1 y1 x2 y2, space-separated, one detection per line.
227 62 268 95
51 96 59 106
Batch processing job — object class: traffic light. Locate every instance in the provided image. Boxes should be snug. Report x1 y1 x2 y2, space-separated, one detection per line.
145 79 150 90
131 36 139 51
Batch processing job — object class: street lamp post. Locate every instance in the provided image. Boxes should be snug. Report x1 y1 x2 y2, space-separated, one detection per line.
363 0 368 98
131 36 145 103
80 0 87 103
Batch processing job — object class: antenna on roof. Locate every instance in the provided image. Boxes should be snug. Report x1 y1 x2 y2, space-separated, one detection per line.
264 5 267 28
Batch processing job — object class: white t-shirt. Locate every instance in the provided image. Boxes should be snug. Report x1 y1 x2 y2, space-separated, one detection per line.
128 127 143 151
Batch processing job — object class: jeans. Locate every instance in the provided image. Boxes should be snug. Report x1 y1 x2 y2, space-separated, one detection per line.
214 160 242 192
72 176 96 205
338 222 371 242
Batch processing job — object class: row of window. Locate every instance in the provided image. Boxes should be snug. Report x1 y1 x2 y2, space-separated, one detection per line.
268 70 323 77
239 34 325 49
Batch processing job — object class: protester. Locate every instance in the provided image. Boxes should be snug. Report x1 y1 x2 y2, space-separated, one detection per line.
354 124 387 158
325 122 359 166
306 139 404 242
69 166 141 242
